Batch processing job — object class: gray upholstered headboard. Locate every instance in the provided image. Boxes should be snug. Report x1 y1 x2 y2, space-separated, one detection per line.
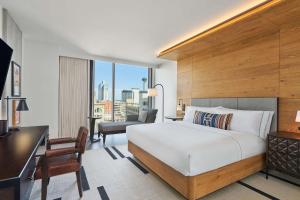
191 98 278 132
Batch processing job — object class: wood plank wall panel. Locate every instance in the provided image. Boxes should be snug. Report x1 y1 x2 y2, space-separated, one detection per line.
176 24 300 132
279 98 300 132
172 1 300 132
280 25 300 98
177 58 193 102
177 58 192 116
278 23 300 132
192 33 279 98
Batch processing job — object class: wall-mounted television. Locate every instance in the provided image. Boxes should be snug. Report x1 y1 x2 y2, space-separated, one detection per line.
0 38 13 100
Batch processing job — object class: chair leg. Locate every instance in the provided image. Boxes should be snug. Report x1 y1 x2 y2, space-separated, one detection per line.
41 178 48 200
103 134 106 145
76 170 83 197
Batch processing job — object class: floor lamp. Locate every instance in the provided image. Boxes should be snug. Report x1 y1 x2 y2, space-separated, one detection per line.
148 84 164 122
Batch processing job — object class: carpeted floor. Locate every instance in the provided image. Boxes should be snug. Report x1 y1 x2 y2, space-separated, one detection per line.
30 144 300 200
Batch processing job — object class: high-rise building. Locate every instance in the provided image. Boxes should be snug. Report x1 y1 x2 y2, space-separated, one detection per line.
98 82 103 101
132 88 140 104
93 100 113 121
142 77 147 91
122 90 133 103
98 81 109 101
139 91 148 107
114 100 127 121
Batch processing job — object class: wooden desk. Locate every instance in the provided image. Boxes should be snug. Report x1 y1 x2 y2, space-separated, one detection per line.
0 126 49 200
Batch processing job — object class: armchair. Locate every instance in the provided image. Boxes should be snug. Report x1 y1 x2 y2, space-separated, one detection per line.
126 114 139 122
34 127 88 200
97 109 158 145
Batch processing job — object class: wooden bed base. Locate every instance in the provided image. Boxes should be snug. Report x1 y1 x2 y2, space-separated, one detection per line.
128 141 265 200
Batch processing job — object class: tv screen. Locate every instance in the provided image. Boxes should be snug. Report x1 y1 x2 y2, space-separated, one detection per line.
0 38 13 100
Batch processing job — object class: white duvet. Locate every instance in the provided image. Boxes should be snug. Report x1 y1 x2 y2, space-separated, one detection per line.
127 121 265 176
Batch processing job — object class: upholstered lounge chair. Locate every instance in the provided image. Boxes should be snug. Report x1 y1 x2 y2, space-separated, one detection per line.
98 109 157 144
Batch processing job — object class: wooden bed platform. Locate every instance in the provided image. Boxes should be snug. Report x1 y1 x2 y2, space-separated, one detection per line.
128 141 265 200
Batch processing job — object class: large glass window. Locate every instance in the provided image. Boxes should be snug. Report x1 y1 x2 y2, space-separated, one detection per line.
93 61 113 122
114 63 149 121
93 61 151 122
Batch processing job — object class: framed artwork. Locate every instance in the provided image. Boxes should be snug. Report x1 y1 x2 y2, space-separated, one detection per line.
12 99 20 126
11 61 21 97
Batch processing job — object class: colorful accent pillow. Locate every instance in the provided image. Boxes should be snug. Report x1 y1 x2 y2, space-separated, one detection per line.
193 111 233 130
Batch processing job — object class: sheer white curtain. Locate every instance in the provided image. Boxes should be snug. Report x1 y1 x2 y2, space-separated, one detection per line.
59 56 89 138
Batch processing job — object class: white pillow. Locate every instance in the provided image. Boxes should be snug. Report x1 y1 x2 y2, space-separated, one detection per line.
261 111 274 139
215 107 264 136
216 107 274 138
138 110 148 122
259 111 270 137
183 106 218 123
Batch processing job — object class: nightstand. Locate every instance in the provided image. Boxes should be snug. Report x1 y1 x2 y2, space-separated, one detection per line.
165 116 184 121
266 131 300 179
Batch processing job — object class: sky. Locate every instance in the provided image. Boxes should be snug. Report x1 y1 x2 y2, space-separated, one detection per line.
94 61 148 100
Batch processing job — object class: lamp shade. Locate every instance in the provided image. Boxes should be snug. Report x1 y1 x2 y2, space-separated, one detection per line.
296 111 300 122
16 99 29 111
148 88 158 97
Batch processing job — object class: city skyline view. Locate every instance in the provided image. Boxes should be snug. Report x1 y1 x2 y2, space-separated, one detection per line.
93 60 150 122
94 61 149 101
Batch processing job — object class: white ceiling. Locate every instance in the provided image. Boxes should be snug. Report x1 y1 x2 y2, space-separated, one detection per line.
0 0 267 65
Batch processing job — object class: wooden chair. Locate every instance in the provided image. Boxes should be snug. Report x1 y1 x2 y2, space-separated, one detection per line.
34 127 88 200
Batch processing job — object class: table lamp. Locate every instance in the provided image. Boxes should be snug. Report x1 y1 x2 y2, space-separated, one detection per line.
296 110 300 131
5 96 29 132
178 99 186 112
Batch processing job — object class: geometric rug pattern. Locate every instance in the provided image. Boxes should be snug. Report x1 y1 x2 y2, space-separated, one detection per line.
30 145 300 200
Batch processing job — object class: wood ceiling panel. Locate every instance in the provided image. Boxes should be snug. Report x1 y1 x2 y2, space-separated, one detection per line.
168 0 300 133
158 0 300 61
262 0 300 27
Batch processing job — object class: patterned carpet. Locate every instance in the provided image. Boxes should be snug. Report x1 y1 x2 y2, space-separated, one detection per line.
30 145 300 200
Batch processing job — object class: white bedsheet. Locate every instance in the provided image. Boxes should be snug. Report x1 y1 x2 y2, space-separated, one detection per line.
127 121 265 176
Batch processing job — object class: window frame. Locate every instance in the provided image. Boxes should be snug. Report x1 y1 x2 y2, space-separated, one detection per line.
90 60 153 121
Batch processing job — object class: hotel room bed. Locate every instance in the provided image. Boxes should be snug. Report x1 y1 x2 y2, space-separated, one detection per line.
127 121 266 176
127 97 277 200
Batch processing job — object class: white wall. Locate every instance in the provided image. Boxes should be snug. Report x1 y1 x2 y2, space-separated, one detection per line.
22 38 176 137
22 36 163 138
0 6 3 118
0 9 22 122
14 41 177 137
154 61 177 122
23 39 94 138
22 40 59 137
20 39 92 138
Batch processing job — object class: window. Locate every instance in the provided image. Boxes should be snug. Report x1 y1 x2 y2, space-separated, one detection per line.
93 61 113 122
114 63 149 121
92 61 151 122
